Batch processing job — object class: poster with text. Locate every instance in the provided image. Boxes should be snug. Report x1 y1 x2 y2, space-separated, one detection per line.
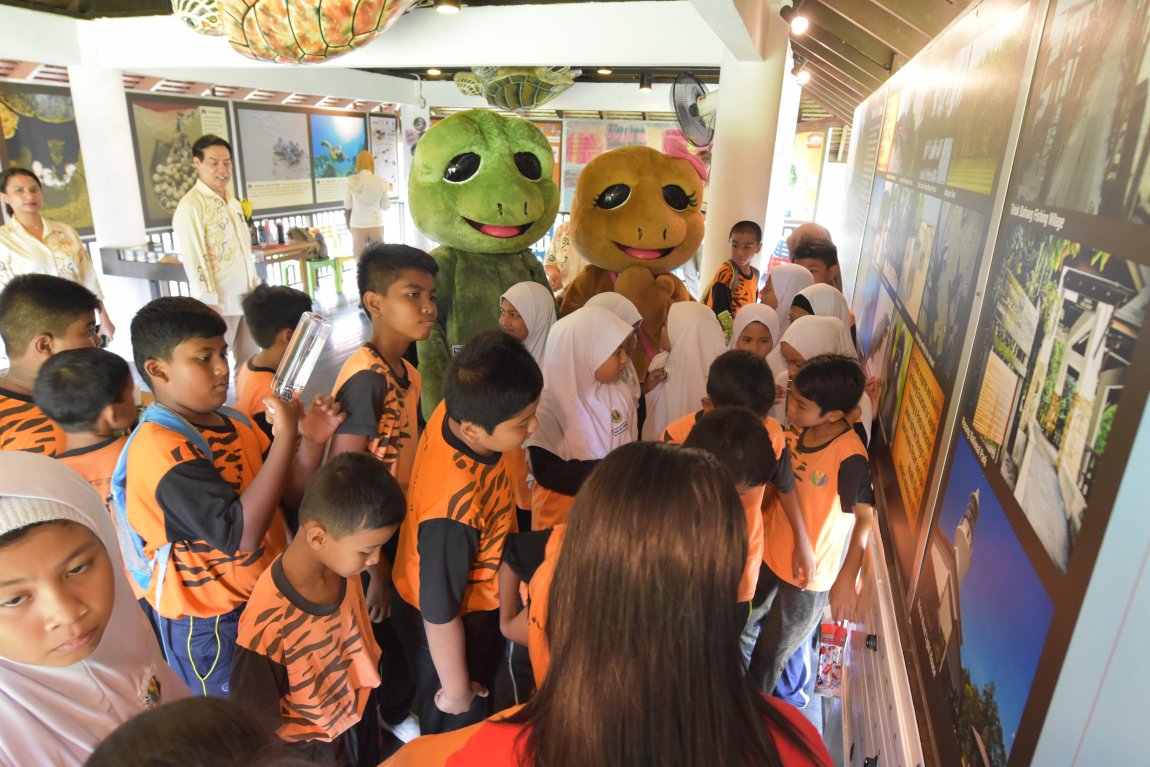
235 106 314 212
848 0 1042 579
0 83 93 233
559 119 685 211
309 113 366 204
127 95 231 227
368 114 400 196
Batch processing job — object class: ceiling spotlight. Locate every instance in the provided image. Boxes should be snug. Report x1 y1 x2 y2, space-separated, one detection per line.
436 0 460 15
780 3 809 35
597 67 613 75
639 73 652 92
427 68 442 76
796 68 811 85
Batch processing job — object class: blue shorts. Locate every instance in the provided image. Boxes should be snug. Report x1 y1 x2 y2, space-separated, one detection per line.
155 605 244 697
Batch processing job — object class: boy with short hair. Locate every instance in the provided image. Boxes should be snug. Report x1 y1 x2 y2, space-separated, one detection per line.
236 284 314 439
683 406 776 607
230 452 406 765
0 273 101 455
791 238 840 288
748 354 874 695
119 296 342 697
34 347 137 507
704 221 762 316
328 243 438 491
391 331 543 735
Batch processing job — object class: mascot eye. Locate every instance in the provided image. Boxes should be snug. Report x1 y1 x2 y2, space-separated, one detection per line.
594 184 631 210
444 153 481 183
662 185 696 211
514 152 543 180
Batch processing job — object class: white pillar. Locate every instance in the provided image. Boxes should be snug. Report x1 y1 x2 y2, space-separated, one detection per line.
700 14 794 283
69 33 152 340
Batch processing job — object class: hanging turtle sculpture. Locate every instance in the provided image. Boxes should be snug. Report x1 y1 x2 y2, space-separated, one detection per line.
454 66 581 111
171 0 224 35
223 0 418 64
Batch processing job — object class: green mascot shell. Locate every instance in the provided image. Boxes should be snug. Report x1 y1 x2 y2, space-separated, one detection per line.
410 109 558 418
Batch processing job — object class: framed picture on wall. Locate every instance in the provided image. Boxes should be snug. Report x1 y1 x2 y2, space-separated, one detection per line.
309 111 367 205
0 82 94 235
368 113 400 196
233 103 315 214
125 93 232 228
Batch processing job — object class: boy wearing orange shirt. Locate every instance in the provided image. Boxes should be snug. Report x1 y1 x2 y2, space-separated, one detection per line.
235 284 313 440
119 296 343 697
0 274 101 455
748 354 874 694
391 331 542 735
231 452 405 765
34 348 137 508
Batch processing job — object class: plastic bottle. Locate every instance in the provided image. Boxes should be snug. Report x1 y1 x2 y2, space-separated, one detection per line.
272 312 332 402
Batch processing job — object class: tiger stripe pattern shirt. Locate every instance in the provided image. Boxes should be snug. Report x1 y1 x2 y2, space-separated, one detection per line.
331 344 421 491
393 402 516 622
0 386 65 455
231 557 382 743
123 412 287 618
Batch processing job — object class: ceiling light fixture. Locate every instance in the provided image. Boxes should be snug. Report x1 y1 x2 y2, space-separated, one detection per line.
597 67 613 75
427 68 442 76
639 73 652 91
780 3 809 35
792 58 812 85
436 0 460 15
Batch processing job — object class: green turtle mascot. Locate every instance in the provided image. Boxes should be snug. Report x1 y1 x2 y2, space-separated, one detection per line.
410 109 558 418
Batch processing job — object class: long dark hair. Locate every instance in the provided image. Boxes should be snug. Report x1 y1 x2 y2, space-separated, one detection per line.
510 441 818 766
0 167 40 217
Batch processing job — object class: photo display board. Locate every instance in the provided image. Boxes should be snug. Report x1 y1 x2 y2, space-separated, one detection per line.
309 112 367 204
235 104 315 210
368 113 400 196
843 1 1150 764
0 83 94 234
126 94 231 228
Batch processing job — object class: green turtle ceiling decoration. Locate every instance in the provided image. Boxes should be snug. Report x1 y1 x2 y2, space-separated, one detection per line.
171 0 225 36
216 0 419 63
454 67 581 111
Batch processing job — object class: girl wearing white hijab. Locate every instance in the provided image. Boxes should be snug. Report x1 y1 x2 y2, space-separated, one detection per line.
0 452 187 767
760 263 816 336
773 315 873 443
642 302 728 441
499 282 557 366
585 292 646 402
790 283 857 347
527 306 636 530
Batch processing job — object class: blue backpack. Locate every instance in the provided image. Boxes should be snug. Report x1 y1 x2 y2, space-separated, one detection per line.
111 403 252 612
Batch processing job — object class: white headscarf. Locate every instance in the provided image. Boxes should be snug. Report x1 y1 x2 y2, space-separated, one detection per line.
794 283 853 331
642 302 727 440
528 306 637 461
767 263 816 336
585 292 643 402
501 281 557 365
585 291 642 328
728 303 780 351
0 452 188 767
774 316 871 441
729 303 783 381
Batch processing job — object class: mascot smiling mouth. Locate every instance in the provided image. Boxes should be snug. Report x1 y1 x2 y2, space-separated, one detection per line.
465 218 532 238
614 242 675 260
